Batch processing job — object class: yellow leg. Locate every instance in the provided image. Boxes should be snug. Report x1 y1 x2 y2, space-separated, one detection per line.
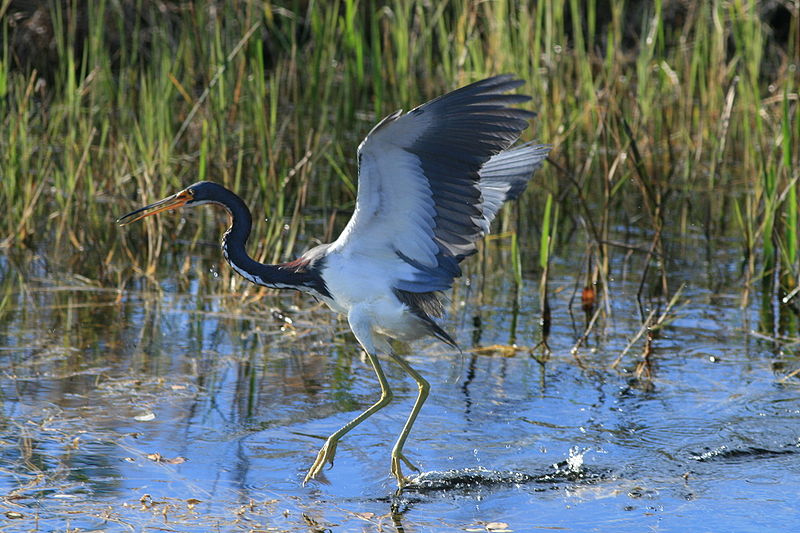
303 348 393 485
388 353 430 488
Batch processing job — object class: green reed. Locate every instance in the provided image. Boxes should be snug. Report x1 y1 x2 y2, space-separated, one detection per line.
0 0 797 336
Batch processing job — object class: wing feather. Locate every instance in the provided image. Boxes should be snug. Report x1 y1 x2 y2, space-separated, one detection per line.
331 75 551 292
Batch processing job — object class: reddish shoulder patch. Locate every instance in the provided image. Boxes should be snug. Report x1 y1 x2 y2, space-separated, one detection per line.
279 257 310 271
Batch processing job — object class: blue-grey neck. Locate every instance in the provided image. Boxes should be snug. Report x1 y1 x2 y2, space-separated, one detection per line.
193 182 326 295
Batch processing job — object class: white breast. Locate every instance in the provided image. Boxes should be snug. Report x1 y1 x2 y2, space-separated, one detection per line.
319 249 430 342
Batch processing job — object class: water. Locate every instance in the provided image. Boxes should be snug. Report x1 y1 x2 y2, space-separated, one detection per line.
1 230 799 532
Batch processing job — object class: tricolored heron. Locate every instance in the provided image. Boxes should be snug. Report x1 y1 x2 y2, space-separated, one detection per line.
118 75 550 488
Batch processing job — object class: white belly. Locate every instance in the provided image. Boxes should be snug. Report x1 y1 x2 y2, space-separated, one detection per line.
319 251 430 342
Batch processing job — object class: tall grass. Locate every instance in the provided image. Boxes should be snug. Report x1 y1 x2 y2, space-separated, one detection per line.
0 1 797 340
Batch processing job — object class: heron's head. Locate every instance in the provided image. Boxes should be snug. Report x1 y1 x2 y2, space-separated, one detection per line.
117 181 223 226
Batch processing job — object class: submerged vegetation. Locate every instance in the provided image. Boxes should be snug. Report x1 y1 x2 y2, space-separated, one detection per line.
1 0 799 359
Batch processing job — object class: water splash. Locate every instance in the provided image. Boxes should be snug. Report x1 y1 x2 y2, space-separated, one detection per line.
565 446 587 472
404 448 604 493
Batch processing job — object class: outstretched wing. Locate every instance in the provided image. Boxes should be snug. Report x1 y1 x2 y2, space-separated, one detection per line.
330 75 547 293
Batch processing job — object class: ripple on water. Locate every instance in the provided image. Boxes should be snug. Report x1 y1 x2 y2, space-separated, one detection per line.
405 449 611 495
689 444 799 464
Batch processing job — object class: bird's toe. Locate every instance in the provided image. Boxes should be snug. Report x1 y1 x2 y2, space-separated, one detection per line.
303 438 339 485
391 452 421 489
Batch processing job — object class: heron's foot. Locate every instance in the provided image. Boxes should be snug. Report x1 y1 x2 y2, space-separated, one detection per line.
391 451 420 488
303 437 339 485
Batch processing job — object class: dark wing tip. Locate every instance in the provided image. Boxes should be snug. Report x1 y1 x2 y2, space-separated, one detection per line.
464 74 527 94
416 74 530 113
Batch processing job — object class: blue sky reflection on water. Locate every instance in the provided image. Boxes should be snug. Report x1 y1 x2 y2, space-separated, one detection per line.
1 238 800 532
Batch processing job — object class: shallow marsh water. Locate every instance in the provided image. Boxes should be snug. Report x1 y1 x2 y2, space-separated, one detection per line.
1 226 800 532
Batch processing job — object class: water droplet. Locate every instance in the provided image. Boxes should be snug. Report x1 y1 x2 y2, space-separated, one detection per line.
567 446 586 472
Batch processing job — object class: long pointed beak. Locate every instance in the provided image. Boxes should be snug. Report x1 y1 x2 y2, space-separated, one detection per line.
117 190 192 226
